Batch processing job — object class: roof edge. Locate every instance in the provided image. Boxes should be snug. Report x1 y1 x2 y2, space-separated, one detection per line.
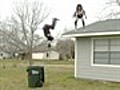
64 31 120 37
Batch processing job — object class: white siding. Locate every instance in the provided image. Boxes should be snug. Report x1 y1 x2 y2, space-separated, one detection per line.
43 51 59 60
75 37 120 82
32 53 44 59
32 51 59 60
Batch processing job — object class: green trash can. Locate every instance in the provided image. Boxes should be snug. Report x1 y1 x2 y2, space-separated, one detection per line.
26 66 44 88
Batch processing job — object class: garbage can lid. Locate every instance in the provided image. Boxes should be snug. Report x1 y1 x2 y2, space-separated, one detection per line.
27 66 44 72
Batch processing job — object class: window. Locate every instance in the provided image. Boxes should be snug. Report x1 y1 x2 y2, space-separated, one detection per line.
93 38 120 65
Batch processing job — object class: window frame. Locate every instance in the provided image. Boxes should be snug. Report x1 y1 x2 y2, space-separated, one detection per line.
91 37 120 68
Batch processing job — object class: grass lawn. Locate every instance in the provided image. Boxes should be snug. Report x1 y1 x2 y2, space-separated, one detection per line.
0 60 120 90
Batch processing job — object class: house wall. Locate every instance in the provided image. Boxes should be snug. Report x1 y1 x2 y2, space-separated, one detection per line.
43 51 59 60
32 51 59 60
0 52 12 59
75 37 120 82
32 53 44 59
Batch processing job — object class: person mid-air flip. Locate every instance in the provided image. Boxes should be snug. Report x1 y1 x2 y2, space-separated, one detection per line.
73 4 87 29
43 18 59 47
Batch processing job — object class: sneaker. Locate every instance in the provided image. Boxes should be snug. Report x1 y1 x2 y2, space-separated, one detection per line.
53 18 60 21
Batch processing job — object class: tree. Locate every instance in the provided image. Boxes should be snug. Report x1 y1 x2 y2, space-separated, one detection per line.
0 19 19 55
100 0 120 19
56 39 74 60
0 0 50 65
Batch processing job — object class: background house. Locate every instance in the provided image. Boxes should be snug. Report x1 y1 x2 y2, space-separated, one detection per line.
43 50 60 60
32 50 60 60
64 19 120 82
32 52 44 59
0 51 13 59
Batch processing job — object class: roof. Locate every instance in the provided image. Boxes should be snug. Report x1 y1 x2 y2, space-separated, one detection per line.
63 19 120 37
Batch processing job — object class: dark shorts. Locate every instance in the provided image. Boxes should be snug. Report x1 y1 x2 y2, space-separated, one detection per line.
77 14 83 18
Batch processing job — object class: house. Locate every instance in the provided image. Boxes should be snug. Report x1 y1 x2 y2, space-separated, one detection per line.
64 19 120 82
32 52 44 59
0 51 13 59
32 50 59 60
43 50 60 60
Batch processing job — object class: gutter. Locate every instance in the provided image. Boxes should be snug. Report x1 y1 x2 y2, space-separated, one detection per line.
64 31 120 37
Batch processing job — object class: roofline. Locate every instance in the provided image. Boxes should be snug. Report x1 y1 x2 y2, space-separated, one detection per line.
64 31 120 37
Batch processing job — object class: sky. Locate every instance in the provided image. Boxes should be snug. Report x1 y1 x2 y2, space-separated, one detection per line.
42 0 108 37
0 0 113 37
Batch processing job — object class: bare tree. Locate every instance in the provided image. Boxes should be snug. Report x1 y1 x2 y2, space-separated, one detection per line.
0 0 50 65
107 0 120 6
99 0 120 19
0 19 18 54
56 39 74 60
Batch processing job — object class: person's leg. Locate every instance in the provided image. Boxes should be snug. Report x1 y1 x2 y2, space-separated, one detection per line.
48 40 51 48
48 43 51 48
81 18 85 29
75 18 79 29
51 18 59 29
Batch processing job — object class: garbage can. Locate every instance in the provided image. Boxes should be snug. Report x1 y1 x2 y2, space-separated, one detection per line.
26 66 44 88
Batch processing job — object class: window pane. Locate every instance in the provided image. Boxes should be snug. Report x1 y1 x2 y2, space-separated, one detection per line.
111 46 120 51
93 38 120 65
111 39 120 45
94 39 108 51
95 46 108 51
94 39 108 46
94 52 109 64
110 52 120 64
110 39 120 51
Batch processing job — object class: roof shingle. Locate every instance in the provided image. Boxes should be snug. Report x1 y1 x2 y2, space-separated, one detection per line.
63 19 120 36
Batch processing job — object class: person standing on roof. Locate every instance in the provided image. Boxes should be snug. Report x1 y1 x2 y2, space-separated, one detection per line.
73 4 87 29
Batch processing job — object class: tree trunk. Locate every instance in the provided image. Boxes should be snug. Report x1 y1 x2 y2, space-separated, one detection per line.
27 51 33 66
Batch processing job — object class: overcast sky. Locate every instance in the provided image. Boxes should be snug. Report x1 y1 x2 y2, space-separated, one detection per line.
0 0 112 37
42 0 108 34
